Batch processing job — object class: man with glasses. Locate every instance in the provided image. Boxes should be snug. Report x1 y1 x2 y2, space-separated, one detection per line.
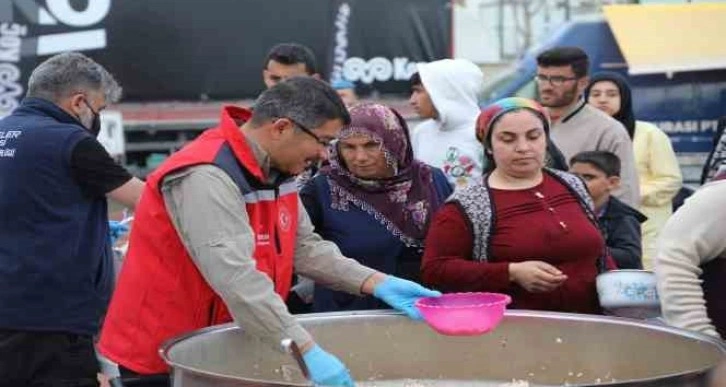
0 52 144 385
535 46 639 207
97 77 439 387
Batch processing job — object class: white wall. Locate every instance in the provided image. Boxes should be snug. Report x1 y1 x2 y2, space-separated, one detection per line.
453 0 572 64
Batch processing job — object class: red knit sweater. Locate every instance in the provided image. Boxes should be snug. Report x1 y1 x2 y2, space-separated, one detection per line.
422 174 605 314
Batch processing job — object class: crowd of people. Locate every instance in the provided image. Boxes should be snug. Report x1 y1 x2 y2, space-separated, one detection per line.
0 42 724 386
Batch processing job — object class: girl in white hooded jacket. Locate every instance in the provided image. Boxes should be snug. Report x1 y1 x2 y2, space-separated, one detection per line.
410 59 568 190
409 59 485 189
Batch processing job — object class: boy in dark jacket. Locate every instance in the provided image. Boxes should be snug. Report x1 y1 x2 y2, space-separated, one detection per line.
570 151 647 269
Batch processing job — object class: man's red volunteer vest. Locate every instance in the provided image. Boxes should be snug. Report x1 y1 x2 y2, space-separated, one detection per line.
97 106 298 374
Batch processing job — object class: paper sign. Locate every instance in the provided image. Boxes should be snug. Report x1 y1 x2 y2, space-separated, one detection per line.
98 110 125 159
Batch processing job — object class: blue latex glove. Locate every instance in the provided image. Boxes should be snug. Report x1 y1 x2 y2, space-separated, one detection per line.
373 276 442 320
108 220 129 246
302 345 354 387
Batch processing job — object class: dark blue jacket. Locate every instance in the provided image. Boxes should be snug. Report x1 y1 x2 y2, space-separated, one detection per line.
0 98 112 336
300 168 452 312
598 196 647 270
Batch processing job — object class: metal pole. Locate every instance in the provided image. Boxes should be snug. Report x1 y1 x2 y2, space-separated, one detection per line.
564 0 570 21
498 0 505 60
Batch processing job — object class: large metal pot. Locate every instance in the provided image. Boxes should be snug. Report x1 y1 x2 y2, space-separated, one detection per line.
161 310 726 386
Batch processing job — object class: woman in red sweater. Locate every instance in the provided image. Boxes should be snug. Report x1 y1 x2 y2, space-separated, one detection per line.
421 97 609 314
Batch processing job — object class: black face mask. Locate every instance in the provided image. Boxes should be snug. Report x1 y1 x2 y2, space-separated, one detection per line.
89 110 101 137
82 99 102 137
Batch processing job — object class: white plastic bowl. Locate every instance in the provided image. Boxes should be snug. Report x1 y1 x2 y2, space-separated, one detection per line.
596 269 661 319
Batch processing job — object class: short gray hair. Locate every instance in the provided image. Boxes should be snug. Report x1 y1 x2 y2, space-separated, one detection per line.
27 52 122 104
252 77 350 129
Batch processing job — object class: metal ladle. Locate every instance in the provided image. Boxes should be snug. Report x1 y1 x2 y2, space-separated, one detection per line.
280 338 314 385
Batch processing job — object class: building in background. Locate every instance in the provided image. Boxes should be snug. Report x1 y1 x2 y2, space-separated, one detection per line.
460 1 726 183
453 0 726 67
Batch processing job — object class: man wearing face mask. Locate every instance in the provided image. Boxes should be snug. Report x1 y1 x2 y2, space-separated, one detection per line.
0 52 144 386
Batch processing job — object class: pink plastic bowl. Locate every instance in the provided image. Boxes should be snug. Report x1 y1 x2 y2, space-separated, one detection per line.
415 292 512 336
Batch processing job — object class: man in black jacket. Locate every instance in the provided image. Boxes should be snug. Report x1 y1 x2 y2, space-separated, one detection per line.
570 151 647 269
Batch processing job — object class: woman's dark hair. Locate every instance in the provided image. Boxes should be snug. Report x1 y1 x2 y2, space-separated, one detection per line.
584 71 636 139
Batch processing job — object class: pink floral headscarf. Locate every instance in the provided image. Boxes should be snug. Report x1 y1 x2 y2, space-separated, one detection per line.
321 103 442 247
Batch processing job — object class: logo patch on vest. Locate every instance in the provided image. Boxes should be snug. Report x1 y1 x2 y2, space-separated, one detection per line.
278 205 292 232
257 233 271 246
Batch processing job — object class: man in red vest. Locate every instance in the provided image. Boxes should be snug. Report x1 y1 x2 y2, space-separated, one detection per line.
97 77 440 386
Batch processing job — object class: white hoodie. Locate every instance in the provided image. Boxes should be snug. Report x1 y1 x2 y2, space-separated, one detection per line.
412 59 484 189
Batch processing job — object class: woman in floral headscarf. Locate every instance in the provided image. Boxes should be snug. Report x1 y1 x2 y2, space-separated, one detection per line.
421 97 612 314
300 103 452 313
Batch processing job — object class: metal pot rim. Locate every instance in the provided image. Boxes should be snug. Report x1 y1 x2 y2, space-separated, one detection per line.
159 309 726 385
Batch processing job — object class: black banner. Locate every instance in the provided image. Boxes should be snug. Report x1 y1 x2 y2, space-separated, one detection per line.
0 0 450 112
1 0 119 115
327 0 451 96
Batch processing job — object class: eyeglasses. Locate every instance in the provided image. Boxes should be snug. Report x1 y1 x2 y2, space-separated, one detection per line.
534 74 579 86
284 117 333 147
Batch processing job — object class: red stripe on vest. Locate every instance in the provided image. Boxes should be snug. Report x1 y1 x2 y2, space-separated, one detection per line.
98 106 297 374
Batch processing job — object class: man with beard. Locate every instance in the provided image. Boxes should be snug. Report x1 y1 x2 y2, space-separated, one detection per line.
0 52 143 386
536 47 639 208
